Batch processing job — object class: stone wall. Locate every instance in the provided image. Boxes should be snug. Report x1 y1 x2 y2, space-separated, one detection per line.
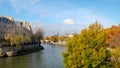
0 46 22 57
0 44 43 57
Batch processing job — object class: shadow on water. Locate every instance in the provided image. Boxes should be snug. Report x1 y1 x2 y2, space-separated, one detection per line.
0 44 65 68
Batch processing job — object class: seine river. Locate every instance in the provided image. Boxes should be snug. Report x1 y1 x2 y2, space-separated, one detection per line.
0 44 65 68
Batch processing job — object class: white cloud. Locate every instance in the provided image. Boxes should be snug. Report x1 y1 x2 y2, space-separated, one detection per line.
63 19 74 24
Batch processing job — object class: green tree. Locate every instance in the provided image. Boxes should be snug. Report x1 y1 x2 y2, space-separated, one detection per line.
63 22 109 68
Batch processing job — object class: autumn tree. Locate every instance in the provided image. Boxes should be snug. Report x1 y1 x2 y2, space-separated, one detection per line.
63 22 109 68
32 28 45 45
106 26 120 48
5 33 27 47
44 36 50 40
50 35 59 42
105 26 120 67
109 46 120 67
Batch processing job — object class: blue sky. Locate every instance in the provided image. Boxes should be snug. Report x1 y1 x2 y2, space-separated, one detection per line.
0 0 120 36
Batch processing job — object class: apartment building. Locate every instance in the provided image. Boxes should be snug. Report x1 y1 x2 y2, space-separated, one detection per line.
0 16 32 42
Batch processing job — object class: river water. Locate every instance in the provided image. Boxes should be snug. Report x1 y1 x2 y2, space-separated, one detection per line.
0 44 65 68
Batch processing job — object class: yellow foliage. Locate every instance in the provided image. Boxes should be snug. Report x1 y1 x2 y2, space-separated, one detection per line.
5 33 29 46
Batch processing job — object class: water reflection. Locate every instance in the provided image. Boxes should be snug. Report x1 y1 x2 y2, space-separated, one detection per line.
0 44 65 68
0 56 30 68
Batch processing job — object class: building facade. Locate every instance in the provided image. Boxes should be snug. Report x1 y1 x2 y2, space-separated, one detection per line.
0 16 32 45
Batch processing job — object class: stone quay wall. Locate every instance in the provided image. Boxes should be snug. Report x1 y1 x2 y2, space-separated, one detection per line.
0 44 44 57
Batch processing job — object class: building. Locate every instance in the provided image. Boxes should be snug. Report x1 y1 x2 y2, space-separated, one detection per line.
0 16 13 23
64 33 73 37
15 21 32 31
6 16 14 21
0 16 32 45
0 16 14 39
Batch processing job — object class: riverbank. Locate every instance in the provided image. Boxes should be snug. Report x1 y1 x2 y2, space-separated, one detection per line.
50 41 66 46
0 44 44 57
17 45 44 56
